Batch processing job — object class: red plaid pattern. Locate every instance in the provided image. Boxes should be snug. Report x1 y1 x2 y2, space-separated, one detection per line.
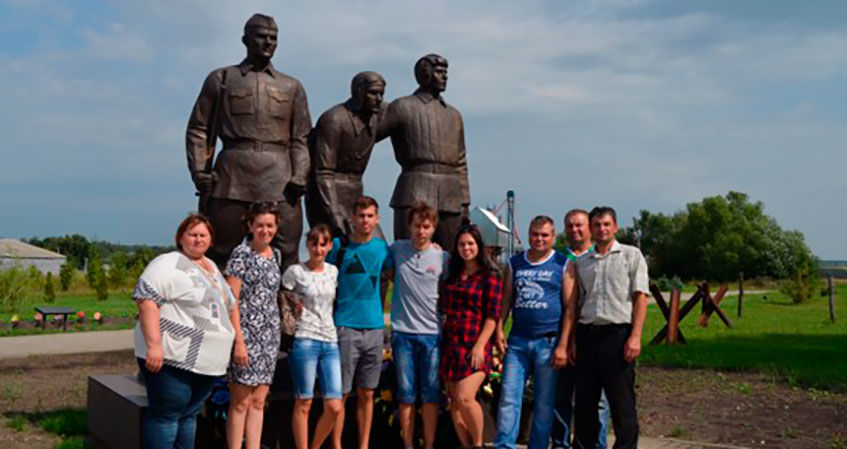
438 270 503 382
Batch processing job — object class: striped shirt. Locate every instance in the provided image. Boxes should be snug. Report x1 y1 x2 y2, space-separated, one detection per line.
132 251 236 376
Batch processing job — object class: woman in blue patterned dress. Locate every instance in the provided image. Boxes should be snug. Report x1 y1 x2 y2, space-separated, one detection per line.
224 202 282 449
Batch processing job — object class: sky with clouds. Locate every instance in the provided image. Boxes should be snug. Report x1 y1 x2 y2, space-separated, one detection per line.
1 0 845 259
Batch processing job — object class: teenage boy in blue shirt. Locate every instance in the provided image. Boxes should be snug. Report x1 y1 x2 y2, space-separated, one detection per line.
327 196 392 449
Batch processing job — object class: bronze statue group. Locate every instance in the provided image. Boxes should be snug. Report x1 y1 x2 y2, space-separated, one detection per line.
132 14 650 449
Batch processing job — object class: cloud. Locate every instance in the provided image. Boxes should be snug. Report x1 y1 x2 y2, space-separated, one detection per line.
0 0 845 258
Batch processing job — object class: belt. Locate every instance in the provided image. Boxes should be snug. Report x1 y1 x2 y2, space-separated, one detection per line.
223 141 288 152
578 323 630 333
404 162 457 174
538 331 559 338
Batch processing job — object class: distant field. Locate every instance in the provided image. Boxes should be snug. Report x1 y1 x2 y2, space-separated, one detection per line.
820 260 847 279
0 291 136 336
640 284 847 391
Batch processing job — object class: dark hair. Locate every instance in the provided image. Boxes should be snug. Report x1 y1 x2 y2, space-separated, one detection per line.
529 215 555 230
589 206 617 224
414 53 448 87
241 202 280 240
306 224 332 245
244 201 280 226
564 208 589 223
407 201 438 226
446 224 497 284
353 195 379 214
175 213 214 250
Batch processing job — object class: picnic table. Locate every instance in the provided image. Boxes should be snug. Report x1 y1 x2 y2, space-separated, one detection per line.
34 305 76 331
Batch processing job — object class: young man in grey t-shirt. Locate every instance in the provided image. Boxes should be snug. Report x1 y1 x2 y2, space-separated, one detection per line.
389 201 449 449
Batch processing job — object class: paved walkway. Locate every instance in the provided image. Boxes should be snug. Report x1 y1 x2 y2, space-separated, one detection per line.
0 329 133 359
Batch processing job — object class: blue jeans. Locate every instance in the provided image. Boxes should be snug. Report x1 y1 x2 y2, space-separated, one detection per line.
552 364 610 448
288 338 343 399
494 334 560 449
391 331 441 403
137 358 215 449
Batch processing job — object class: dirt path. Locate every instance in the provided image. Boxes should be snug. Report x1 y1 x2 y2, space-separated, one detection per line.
0 351 844 449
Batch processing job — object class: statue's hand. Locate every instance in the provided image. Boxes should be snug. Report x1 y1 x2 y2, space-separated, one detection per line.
192 172 216 194
283 182 306 203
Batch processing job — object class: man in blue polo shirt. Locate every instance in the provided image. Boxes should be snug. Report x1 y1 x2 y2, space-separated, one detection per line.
327 195 392 449
494 215 574 449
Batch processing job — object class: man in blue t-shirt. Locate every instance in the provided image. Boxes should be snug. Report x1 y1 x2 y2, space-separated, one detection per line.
326 195 392 449
494 215 574 449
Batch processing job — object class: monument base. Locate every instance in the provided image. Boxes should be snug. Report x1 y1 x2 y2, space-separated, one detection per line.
87 374 147 449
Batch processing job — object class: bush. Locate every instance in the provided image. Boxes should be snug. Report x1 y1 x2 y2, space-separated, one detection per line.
59 262 74 291
86 247 103 289
108 251 129 289
0 266 28 313
655 275 684 291
95 270 108 301
26 265 44 290
44 272 56 303
779 262 821 304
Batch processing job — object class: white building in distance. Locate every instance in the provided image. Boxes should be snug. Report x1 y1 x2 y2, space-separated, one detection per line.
0 239 67 275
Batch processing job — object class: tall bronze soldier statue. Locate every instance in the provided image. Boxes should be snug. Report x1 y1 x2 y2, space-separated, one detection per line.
186 14 311 270
378 54 470 249
306 71 386 239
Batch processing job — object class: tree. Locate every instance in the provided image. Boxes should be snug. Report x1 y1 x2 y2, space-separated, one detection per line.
25 265 44 290
87 247 104 289
0 266 27 313
25 234 90 270
617 191 817 282
109 251 129 289
129 246 155 285
44 272 56 303
95 269 109 301
59 262 74 291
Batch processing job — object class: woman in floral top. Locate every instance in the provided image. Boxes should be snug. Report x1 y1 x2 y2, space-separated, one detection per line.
224 202 282 449
439 224 503 449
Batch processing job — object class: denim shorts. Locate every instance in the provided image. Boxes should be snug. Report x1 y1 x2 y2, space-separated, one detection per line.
288 338 342 400
391 331 441 404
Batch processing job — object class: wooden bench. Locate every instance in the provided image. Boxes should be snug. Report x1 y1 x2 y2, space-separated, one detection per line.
33 305 75 331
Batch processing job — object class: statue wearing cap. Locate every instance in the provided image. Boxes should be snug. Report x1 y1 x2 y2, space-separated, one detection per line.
306 71 386 239
186 13 312 270
378 54 470 249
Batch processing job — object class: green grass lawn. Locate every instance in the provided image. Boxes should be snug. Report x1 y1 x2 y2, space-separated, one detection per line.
0 291 137 337
640 284 847 391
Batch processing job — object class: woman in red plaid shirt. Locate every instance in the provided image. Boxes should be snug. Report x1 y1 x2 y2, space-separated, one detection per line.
439 225 503 449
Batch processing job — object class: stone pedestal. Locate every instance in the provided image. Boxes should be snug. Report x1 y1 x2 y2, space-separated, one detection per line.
87 374 147 449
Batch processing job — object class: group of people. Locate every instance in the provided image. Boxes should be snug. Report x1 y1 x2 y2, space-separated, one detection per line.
131 196 649 449
138 12 649 449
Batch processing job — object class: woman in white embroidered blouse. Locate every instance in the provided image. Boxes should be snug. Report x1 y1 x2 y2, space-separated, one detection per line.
133 214 240 449
283 224 342 449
